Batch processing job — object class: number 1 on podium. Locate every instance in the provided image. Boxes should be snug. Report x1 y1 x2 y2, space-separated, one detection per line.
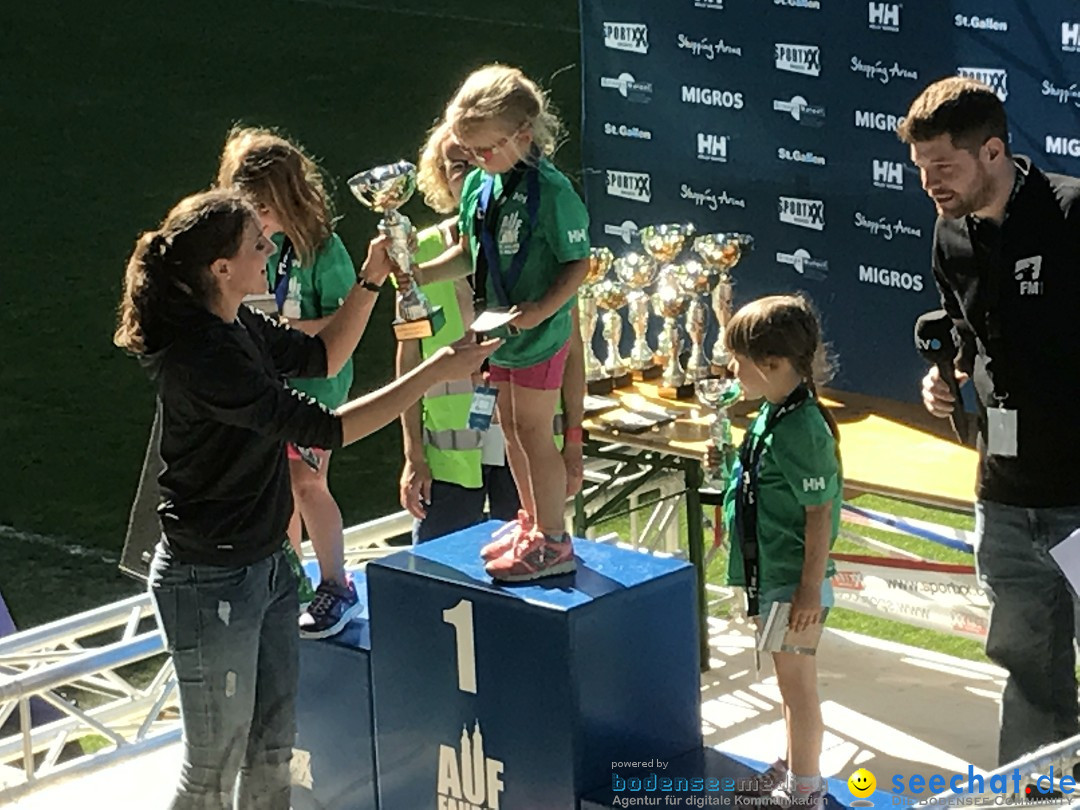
442 599 477 694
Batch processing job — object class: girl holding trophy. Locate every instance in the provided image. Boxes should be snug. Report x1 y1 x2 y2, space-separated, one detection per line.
413 64 590 581
721 294 842 810
217 128 361 638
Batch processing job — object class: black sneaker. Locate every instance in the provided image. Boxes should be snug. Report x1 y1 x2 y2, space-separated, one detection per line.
298 578 362 639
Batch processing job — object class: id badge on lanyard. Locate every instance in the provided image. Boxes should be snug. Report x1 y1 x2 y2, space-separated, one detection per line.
987 407 1018 457
468 386 498 431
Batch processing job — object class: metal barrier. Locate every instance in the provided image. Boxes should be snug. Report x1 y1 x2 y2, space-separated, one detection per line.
0 511 411 802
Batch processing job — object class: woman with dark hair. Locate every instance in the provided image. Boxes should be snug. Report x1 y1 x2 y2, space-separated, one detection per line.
115 188 497 809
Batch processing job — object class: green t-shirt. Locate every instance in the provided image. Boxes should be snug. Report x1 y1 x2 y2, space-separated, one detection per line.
458 159 591 368
267 232 355 409
723 398 842 595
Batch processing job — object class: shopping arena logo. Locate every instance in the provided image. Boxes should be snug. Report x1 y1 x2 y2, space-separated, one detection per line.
603 22 649 54
868 2 901 33
776 247 828 280
775 43 821 76
859 264 924 292
872 159 905 191
677 33 742 59
778 196 825 231
851 55 919 84
957 67 1008 101
775 0 821 8
855 109 904 132
604 122 653 141
1046 135 1080 157
955 13 1008 32
1041 80 1080 108
681 184 746 211
854 211 923 241
436 722 504 810
777 146 826 166
606 170 652 204
680 85 745 109
773 95 826 126
697 133 730 163
1064 22 1080 53
600 72 653 103
604 220 640 245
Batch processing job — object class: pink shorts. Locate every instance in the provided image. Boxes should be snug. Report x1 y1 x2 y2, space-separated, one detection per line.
286 444 330 463
488 341 570 391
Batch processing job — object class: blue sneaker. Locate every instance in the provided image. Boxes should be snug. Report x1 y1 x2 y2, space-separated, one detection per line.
298 578 361 639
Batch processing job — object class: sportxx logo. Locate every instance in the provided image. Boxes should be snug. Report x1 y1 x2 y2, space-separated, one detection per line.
677 33 742 59
603 22 649 54
868 2 901 32
803 477 826 492
567 228 588 244
606 170 652 204
1014 256 1043 296
957 67 1007 101
605 220 640 245
1064 22 1080 53
437 722 505 809
778 196 825 231
872 159 904 191
1042 81 1080 108
773 95 826 126
1047 135 1080 157
775 43 821 76
697 133 729 162
776 248 828 280
855 110 904 132
600 73 653 103
851 56 918 84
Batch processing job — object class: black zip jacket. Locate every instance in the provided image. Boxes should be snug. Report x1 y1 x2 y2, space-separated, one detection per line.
932 157 1080 507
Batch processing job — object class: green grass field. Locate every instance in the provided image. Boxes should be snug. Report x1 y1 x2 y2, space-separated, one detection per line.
1 1 991 673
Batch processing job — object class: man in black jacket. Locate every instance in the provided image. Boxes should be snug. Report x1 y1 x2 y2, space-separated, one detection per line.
899 76 1080 765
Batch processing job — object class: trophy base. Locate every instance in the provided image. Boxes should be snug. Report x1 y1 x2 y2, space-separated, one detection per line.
610 371 634 390
587 377 616 395
392 306 446 341
709 364 734 378
657 382 697 401
632 365 663 382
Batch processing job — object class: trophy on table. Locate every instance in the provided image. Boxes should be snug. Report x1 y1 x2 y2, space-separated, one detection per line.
592 277 633 390
679 259 717 382
652 264 695 400
348 160 445 340
639 223 696 265
693 233 754 370
695 377 743 490
613 252 661 381
581 247 615 394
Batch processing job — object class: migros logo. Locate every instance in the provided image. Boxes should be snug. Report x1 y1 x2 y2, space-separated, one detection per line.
681 85 745 109
1046 135 1080 157
855 110 904 132
859 264 925 292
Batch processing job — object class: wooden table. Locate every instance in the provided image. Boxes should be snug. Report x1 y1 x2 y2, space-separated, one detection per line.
579 381 979 667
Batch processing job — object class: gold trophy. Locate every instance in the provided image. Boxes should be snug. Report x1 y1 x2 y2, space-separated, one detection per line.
582 247 615 394
613 252 661 380
640 223 696 265
592 278 633 390
693 233 754 370
348 160 445 340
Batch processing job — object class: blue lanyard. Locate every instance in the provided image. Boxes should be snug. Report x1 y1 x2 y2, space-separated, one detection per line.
476 167 540 308
272 236 295 312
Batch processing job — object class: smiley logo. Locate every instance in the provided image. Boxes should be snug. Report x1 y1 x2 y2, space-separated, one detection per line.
848 768 877 798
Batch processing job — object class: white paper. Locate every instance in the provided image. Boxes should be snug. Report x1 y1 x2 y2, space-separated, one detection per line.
469 308 518 334
1050 529 1080 594
481 424 507 467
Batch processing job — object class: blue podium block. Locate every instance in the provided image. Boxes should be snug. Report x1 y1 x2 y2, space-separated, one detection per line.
367 522 702 810
293 571 378 810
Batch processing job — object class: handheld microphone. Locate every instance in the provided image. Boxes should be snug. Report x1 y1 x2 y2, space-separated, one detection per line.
914 310 971 445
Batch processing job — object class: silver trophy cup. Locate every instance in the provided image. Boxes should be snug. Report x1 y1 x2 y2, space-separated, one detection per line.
613 251 660 379
693 233 754 367
679 259 716 382
348 160 445 340
652 265 692 396
696 377 743 490
592 277 632 388
582 247 615 393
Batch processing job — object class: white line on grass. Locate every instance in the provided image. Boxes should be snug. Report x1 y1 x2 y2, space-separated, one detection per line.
0 525 119 565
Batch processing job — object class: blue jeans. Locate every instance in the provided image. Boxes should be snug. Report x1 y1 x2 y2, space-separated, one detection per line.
149 545 299 809
975 501 1080 765
413 463 521 544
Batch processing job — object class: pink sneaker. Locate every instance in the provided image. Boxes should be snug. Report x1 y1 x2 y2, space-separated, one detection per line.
485 530 576 582
480 510 534 562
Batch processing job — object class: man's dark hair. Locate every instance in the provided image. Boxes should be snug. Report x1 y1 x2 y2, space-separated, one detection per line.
897 76 1010 155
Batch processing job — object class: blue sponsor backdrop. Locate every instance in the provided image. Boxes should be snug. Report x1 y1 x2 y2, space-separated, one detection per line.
580 0 1080 401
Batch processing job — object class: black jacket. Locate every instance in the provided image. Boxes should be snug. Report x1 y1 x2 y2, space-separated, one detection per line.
932 157 1080 507
142 304 343 565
